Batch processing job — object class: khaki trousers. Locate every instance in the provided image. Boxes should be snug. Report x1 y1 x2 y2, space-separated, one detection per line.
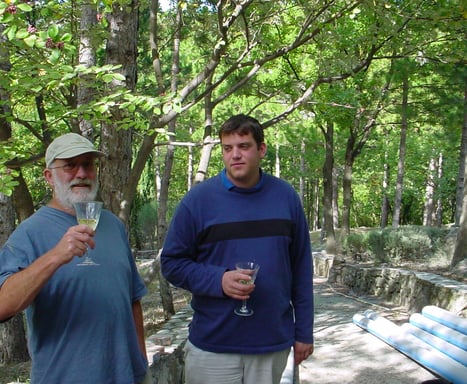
183 340 290 384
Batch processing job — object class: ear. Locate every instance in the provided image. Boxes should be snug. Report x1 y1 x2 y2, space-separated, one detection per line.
259 142 267 159
43 169 54 187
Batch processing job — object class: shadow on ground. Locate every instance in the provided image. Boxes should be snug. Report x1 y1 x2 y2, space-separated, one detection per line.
299 277 442 384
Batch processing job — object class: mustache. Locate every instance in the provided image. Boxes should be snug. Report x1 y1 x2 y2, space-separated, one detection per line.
70 179 93 187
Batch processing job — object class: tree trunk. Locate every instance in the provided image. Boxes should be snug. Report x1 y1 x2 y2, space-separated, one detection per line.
299 140 305 204
451 154 467 268
78 2 98 137
313 180 320 232
187 125 194 190
342 132 355 236
0 193 29 364
156 0 185 319
423 156 436 226
435 153 444 226
0 313 29 364
275 142 281 178
0 26 29 363
156 140 176 319
99 1 138 222
380 131 390 228
392 73 409 228
332 166 339 229
454 81 467 225
322 121 336 256
193 115 216 185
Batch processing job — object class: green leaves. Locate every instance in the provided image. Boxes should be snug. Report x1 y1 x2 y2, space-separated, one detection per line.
0 144 19 196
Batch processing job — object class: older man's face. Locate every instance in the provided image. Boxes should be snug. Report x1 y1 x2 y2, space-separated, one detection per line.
48 154 99 209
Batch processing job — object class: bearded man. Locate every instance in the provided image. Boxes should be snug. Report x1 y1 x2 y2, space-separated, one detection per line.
0 133 151 384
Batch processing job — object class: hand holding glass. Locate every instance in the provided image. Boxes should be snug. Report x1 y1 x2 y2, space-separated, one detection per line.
73 201 103 266
234 262 260 316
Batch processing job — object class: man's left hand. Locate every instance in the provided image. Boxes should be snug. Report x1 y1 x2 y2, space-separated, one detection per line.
294 341 314 365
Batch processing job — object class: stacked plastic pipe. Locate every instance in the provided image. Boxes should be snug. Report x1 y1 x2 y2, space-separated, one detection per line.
353 305 467 384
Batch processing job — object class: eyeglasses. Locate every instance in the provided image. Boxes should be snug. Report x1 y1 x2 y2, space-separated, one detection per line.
49 160 97 173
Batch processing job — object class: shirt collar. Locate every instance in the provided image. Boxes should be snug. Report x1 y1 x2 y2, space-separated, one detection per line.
220 168 264 193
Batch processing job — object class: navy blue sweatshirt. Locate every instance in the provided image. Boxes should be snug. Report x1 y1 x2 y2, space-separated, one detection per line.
161 170 314 354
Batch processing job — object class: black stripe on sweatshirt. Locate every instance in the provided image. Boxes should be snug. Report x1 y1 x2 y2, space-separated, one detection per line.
196 219 295 245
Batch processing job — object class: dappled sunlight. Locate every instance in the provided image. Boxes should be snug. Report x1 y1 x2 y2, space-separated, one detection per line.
299 278 439 384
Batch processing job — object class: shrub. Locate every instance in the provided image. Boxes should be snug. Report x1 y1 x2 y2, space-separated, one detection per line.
134 201 158 249
342 226 453 266
342 232 370 261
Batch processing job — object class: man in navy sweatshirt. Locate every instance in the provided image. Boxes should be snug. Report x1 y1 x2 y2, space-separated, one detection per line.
161 114 314 384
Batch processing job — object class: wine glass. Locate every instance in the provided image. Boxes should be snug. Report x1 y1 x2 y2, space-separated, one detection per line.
73 201 103 266
234 261 260 316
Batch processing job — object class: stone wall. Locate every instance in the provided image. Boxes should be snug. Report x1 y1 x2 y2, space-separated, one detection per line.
313 253 467 317
145 308 192 384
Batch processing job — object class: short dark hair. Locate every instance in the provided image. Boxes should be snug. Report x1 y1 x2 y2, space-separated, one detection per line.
218 114 264 147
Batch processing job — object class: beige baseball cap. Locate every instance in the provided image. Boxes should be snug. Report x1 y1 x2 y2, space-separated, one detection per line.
45 133 105 168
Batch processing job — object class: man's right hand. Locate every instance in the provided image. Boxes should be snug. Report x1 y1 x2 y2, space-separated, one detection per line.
221 269 256 300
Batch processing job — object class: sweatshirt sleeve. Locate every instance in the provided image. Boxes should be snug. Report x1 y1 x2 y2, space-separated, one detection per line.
161 202 227 298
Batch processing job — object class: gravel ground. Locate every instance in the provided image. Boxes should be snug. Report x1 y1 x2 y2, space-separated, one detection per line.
0 275 448 384
299 277 444 384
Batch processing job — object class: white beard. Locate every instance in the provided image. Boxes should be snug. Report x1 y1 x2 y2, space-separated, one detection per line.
52 170 99 210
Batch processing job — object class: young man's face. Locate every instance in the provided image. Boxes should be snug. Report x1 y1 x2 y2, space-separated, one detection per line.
221 131 266 189
44 153 99 210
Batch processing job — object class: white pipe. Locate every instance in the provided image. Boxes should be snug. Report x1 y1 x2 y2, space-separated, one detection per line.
401 322 467 366
422 305 467 335
353 311 467 384
410 312 467 351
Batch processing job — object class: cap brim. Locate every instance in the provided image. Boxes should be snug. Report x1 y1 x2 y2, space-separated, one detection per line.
54 148 105 160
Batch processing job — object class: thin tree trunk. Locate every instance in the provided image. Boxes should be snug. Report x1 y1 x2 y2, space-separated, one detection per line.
187 125 194 189
322 121 336 256
194 127 216 185
451 154 467 268
342 134 354 236
435 153 443 226
275 142 281 178
423 156 436 226
313 180 320 231
156 0 185 318
299 140 305 204
157 140 176 319
392 74 409 228
455 81 467 225
332 166 339 229
380 131 390 228
194 75 216 186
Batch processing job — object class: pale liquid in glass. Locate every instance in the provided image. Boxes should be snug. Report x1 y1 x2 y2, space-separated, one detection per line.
239 272 258 285
235 262 260 316
77 218 98 230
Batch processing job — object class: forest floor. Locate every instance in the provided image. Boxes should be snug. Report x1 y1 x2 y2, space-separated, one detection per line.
0 246 464 384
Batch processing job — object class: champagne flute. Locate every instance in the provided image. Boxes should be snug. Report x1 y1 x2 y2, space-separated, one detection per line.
234 261 260 316
73 201 103 266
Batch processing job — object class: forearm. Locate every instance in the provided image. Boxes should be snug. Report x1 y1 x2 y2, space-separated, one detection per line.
0 250 62 321
132 300 147 360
